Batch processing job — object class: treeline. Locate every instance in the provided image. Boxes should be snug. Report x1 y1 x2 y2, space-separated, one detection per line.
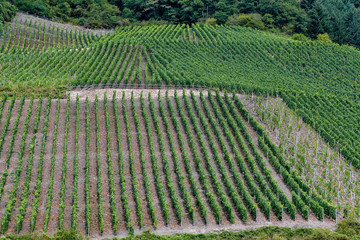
0 0 16 33
1 0 360 47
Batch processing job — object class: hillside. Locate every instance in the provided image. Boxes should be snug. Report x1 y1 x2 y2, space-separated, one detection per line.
3 0 360 48
0 89 343 236
0 13 359 238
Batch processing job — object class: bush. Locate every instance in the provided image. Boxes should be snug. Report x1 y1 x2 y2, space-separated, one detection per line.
0 1 17 22
336 219 360 237
228 14 265 30
140 19 168 26
26 0 47 17
0 229 83 240
304 229 348 240
292 33 309 41
205 18 217 25
317 33 333 43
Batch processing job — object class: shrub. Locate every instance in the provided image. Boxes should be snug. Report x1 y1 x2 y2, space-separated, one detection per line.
336 219 360 237
304 229 348 240
205 18 217 25
317 33 333 43
292 33 309 41
0 1 17 22
228 13 265 30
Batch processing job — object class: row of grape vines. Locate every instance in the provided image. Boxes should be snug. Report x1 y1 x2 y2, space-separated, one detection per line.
0 90 336 236
0 18 101 52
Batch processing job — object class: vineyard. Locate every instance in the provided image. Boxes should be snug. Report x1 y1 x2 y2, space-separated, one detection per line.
0 12 359 238
0 89 350 236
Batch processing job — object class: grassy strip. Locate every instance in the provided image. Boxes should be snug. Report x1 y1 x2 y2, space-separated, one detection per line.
1 219 359 240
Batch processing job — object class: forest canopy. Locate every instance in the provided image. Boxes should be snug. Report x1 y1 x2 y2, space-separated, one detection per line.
1 0 360 47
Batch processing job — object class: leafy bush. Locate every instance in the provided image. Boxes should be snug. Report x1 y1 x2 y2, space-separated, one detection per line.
304 229 348 240
0 1 16 26
292 33 309 41
0 229 83 240
228 13 265 30
336 219 360 237
317 33 333 43
205 18 217 25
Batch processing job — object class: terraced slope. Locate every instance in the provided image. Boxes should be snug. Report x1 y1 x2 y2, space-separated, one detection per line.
0 13 359 237
0 90 347 237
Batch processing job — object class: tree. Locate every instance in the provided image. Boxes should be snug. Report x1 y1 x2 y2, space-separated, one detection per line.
238 0 259 13
300 0 315 11
258 0 308 33
178 0 204 23
307 5 324 38
0 1 17 22
263 13 274 28
213 0 229 24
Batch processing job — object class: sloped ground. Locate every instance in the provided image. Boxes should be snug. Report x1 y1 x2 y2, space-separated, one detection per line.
239 94 360 218
0 89 338 238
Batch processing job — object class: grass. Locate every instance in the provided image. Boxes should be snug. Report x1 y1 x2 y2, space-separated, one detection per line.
0 229 83 240
0 220 359 240
0 85 67 98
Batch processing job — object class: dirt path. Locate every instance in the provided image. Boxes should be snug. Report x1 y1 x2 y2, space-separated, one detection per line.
96 219 337 240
